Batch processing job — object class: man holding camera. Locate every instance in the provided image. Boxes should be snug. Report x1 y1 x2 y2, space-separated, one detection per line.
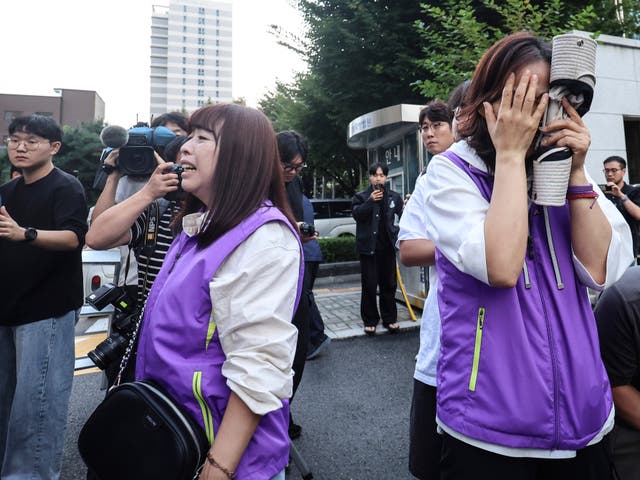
86 136 185 383
352 162 403 336
0 115 88 479
603 155 640 257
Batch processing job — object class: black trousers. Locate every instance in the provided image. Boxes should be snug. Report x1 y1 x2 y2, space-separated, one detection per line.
440 432 615 480
304 261 325 347
409 380 441 480
359 251 397 327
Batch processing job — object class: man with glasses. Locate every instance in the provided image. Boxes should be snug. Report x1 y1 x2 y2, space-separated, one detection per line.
0 115 88 478
603 155 640 257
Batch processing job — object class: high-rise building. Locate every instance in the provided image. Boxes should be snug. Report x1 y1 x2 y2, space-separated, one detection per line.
150 0 232 119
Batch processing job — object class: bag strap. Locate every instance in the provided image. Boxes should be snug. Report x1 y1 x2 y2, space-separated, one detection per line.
114 301 146 388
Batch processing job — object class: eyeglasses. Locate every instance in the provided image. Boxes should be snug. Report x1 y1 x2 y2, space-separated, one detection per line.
283 162 307 173
419 121 446 133
603 168 623 174
4 137 50 151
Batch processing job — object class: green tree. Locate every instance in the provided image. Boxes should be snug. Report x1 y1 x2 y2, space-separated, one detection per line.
261 0 429 197
413 0 599 100
55 120 105 205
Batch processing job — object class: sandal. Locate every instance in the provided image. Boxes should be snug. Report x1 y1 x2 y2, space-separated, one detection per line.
364 326 377 336
384 323 400 334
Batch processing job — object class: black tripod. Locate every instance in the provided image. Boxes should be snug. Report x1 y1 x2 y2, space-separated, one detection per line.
290 441 313 480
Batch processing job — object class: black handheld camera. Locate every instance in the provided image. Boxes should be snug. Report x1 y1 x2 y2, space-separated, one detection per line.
373 183 384 191
163 163 184 201
299 222 316 237
85 284 139 371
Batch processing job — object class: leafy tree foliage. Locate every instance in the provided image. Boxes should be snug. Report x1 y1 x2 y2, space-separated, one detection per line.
414 0 599 100
261 0 428 197
55 120 105 205
262 0 639 196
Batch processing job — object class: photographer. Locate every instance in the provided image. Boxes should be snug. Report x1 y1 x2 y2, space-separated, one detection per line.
86 136 187 382
352 162 403 336
602 155 640 258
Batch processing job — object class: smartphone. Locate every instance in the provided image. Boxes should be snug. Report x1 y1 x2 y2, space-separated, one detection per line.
598 184 613 192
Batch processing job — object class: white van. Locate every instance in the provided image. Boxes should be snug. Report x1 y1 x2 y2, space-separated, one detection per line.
310 199 356 238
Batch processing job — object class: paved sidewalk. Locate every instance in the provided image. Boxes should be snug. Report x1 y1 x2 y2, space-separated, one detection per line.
313 281 420 339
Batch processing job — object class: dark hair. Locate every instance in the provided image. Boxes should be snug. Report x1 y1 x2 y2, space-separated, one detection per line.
151 111 189 133
603 156 626 169
276 130 309 164
175 103 296 246
419 101 454 127
10 164 22 176
456 32 551 172
8 115 63 143
162 135 189 163
369 162 389 176
447 79 472 111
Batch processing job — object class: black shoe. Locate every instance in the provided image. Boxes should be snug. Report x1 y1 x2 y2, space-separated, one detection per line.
289 422 302 440
307 334 331 360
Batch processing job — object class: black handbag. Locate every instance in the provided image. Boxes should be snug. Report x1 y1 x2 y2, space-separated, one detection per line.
77 306 209 480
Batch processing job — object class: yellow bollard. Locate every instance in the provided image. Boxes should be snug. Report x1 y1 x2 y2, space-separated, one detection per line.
396 263 417 321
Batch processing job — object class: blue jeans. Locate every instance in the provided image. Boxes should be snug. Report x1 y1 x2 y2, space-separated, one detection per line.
0 311 76 480
270 469 285 480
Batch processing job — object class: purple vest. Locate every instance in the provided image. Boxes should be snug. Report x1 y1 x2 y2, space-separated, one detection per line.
436 151 612 450
135 204 303 479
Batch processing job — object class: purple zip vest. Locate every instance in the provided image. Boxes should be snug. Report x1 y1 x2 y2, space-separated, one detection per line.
436 151 612 450
135 204 303 479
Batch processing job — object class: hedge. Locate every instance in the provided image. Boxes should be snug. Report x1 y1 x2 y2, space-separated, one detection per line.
318 237 357 263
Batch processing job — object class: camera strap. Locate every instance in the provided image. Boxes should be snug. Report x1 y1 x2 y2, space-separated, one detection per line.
142 201 161 257
114 300 146 388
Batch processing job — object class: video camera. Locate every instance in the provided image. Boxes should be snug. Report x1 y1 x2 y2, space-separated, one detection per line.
85 283 140 371
99 123 176 177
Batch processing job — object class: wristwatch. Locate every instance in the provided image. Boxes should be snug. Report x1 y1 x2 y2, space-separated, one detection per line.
24 227 38 242
101 163 117 175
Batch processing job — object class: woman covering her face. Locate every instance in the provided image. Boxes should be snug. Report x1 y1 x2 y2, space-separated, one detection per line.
423 32 632 479
135 103 302 480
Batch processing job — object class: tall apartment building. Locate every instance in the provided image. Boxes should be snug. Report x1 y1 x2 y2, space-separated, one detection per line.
150 0 232 118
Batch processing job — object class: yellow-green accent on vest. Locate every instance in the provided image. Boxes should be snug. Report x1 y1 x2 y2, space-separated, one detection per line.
192 371 214 444
205 317 217 350
469 307 485 392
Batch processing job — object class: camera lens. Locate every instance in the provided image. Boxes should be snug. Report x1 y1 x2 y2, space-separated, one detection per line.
87 333 129 370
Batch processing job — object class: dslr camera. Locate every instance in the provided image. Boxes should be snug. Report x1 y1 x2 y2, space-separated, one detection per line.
100 124 177 177
85 283 140 371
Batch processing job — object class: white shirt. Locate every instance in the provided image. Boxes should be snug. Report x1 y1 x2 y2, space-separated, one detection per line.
184 214 300 415
397 173 440 387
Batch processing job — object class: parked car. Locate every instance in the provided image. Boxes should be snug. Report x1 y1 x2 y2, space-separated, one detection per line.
310 199 356 238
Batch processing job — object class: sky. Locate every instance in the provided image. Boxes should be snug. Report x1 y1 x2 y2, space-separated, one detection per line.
0 0 306 127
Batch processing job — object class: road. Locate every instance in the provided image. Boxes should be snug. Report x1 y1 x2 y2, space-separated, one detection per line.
62 329 420 480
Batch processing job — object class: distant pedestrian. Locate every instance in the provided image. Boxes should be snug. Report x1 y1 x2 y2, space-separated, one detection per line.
0 115 88 479
602 155 640 258
9 164 22 179
352 162 403 335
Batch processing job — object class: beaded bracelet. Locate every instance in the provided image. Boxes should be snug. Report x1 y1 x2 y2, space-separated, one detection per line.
206 452 236 479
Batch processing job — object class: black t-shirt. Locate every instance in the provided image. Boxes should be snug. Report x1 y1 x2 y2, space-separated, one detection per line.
605 183 640 256
595 266 640 426
0 168 88 326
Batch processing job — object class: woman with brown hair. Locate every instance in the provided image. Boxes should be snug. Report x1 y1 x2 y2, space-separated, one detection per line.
423 32 632 479
135 103 302 480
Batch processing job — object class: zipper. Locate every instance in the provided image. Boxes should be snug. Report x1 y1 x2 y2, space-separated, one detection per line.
543 207 564 290
192 372 215 445
469 307 485 392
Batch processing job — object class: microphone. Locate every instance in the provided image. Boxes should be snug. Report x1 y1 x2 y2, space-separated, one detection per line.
100 125 129 149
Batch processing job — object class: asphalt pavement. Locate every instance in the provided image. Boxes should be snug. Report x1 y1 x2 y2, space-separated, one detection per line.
63 278 423 479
